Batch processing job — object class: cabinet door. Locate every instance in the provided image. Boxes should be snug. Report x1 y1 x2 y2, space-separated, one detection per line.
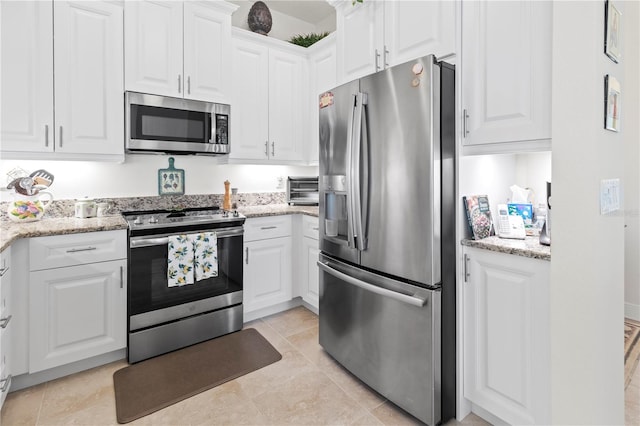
0 248 12 408
463 247 551 424
301 237 320 309
268 48 305 162
0 1 54 153
183 2 231 103
308 38 336 165
384 1 456 66
336 1 383 83
29 260 127 373
54 1 124 155
125 0 183 97
229 38 269 160
243 237 292 314
462 1 551 147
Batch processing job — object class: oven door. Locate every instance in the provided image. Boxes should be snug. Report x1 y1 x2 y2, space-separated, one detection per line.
128 226 243 331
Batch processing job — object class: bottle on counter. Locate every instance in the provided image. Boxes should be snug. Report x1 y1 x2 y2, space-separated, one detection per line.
223 180 231 210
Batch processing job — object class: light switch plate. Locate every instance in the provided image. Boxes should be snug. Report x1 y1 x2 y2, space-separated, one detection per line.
600 178 620 215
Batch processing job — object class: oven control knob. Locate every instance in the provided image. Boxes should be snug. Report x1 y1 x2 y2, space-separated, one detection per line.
233 210 239 217
222 210 229 218
133 216 142 225
148 216 158 224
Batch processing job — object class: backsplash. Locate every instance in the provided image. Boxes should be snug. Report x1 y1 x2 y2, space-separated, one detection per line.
0 192 286 223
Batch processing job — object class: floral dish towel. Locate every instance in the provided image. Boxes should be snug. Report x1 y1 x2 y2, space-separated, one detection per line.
192 232 218 281
167 234 195 287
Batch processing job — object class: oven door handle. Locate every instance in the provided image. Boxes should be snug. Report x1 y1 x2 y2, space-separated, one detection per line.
130 228 243 248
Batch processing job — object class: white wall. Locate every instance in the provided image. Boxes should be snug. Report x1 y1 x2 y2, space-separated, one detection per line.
0 157 318 201
514 152 552 208
623 0 640 321
550 2 625 423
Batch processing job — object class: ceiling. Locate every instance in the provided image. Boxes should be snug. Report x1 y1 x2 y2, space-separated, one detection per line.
230 1 335 25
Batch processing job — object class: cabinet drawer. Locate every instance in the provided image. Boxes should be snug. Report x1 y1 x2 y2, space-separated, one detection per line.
302 215 319 240
244 216 292 242
29 230 127 271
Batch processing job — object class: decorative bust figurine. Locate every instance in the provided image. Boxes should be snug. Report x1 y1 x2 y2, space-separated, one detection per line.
248 1 272 35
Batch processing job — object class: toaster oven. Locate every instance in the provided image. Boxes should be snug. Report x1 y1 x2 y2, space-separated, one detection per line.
287 176 319 205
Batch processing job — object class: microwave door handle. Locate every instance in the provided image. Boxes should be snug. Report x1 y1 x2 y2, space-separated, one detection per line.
345 94 357 249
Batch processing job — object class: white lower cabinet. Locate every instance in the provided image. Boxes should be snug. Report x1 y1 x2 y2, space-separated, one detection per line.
463 246 550 424
28 231 127 373
0 247 13 409
300 216 320 309
243 216 293 314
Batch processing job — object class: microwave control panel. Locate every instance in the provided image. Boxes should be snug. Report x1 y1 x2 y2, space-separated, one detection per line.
216 114 229 145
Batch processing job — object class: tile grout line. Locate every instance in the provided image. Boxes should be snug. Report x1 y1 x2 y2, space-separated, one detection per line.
34 381 48 426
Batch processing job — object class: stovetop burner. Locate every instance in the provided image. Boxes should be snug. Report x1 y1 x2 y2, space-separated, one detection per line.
123 206 245 231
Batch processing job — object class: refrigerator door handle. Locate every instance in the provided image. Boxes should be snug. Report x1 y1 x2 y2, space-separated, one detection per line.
317 261 428 307
345 94 358 249
351 92 367 250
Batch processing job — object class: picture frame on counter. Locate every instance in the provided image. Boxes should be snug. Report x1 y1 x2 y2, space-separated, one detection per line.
604 74 621 132
604 0 622 63
158 157 185 195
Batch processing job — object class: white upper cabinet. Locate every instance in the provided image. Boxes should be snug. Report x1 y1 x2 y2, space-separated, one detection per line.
54 1 124 156
229 30 306 163
1 1 53 154
336 0 383 83
334 0 456 84
125 0 235 103
308 35 337 165
462 0 552 152
125 1 183 98
1 1 124 159
383 1 456 66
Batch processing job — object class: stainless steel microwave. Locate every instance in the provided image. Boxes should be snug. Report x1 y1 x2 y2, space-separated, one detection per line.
125 91 230 155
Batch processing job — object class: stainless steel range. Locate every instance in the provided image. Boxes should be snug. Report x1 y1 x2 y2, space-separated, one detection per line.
123 206 245 363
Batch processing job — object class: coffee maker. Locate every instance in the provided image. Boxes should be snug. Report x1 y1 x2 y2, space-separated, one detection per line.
539 181 551 246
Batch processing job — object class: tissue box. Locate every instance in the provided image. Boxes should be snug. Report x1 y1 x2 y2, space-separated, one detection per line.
508 203 533 226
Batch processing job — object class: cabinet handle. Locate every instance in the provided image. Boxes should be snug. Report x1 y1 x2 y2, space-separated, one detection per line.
245 247 249 264
375 49 381 71
312 227 319 231
66 246 97 253
0 375 12 393
264 141 269 157
463 109 469 137
178 75 181 94
59 126 63 147
0 315 11 329
45 124 49 147
187 76 191 94
0 266 8 278
384 46 389 68
463 254 470 283
260 226 277 230
119 266 124 289
271 141 275 157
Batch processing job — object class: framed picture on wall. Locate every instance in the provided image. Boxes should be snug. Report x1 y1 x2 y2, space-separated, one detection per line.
604 0 622 63
604 75 621 132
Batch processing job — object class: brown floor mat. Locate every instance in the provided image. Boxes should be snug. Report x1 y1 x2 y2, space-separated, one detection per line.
113 328 281 423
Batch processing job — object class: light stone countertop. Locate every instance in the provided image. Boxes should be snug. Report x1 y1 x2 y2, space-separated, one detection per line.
461 236 551 261
0 204 319 253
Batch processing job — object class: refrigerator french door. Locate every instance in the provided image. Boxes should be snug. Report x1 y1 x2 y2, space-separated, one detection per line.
318 55 456 426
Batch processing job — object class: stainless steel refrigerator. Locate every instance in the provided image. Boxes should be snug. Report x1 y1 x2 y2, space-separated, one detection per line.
318 54 456 425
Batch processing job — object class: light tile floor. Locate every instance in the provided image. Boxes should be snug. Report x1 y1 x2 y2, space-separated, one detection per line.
1 306 637 425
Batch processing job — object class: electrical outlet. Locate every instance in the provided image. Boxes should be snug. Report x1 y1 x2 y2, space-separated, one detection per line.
276 176 285 189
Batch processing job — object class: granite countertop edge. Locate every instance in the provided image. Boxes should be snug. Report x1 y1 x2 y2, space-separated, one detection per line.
0 204 319 253
461 236 551 261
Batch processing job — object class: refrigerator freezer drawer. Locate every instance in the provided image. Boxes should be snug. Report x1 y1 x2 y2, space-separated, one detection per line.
318 254 441 425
